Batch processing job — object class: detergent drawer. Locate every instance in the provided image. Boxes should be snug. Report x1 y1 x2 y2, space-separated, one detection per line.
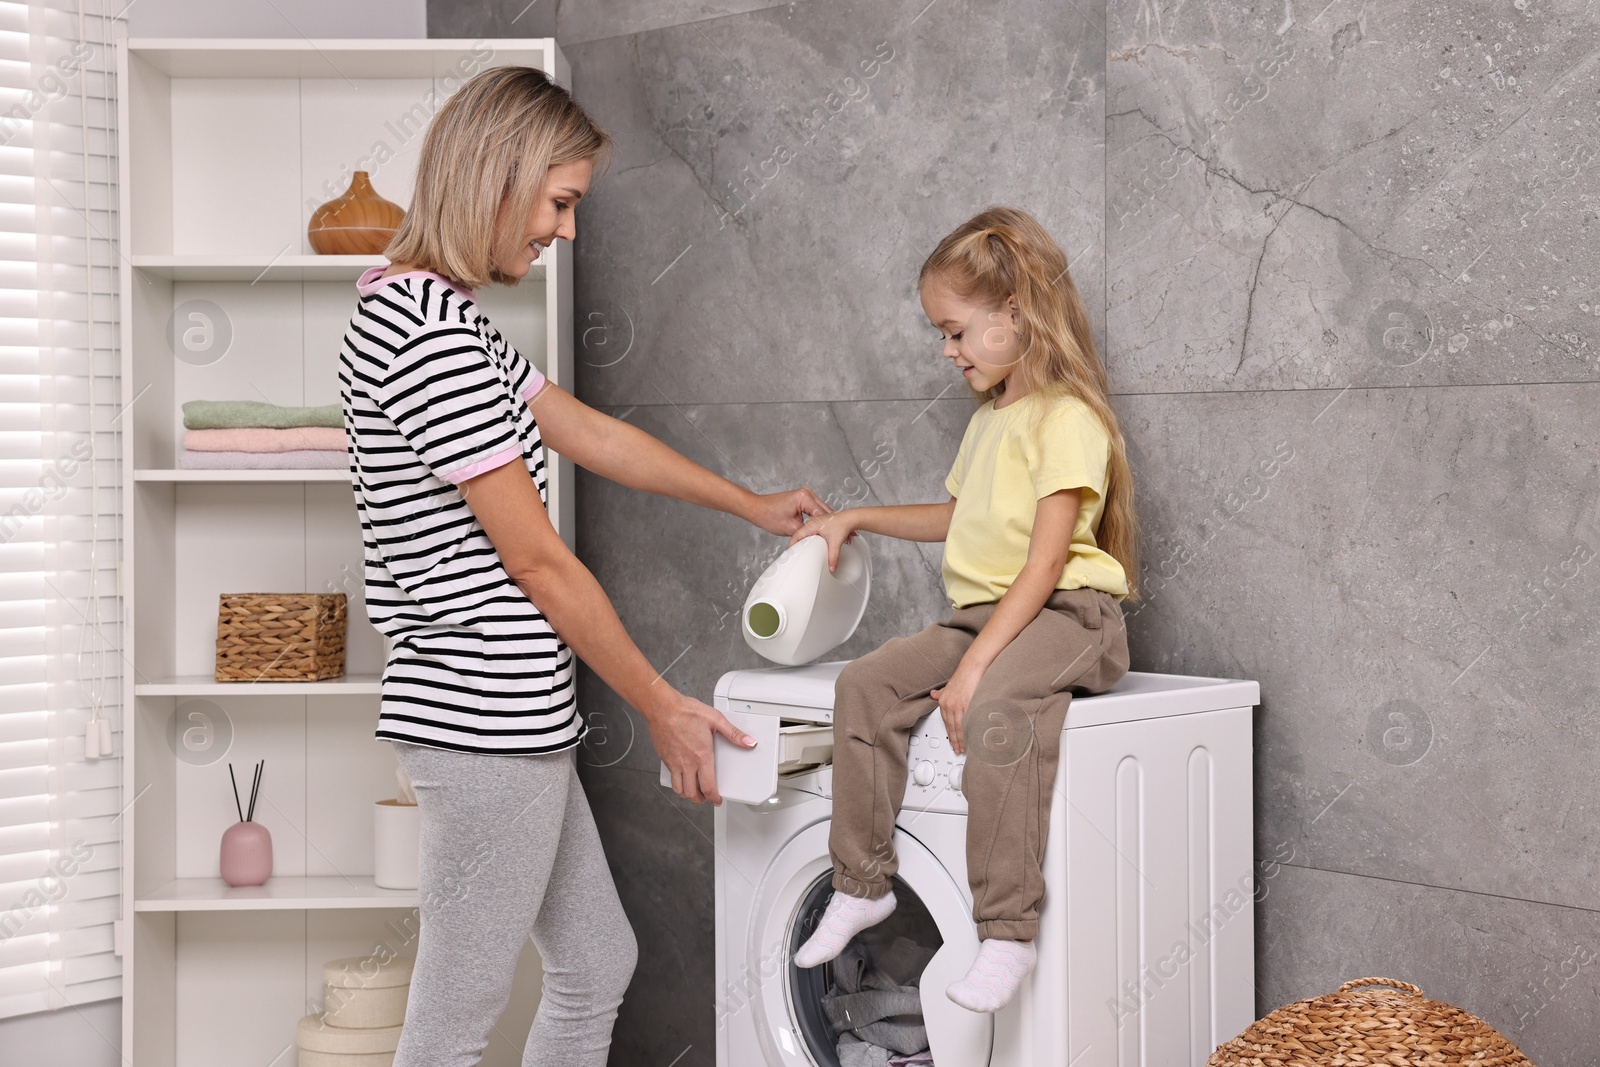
657 711 834 804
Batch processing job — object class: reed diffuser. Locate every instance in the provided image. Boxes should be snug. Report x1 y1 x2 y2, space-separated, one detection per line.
219 759 272 887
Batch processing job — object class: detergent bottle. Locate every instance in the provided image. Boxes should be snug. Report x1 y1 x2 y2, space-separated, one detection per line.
742 535 871 665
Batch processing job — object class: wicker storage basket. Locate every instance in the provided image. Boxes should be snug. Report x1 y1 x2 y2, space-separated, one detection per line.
1209 977 1533 1066
215 593 347 682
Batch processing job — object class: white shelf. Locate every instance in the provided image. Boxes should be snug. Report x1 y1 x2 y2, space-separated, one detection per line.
135 674 382 696
128 38 552 79
135 468 351 482
132 253 548 283
132 253 384 282
135 875 418 912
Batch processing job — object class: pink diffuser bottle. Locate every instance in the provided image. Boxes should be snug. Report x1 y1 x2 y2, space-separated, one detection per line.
221 760 272 887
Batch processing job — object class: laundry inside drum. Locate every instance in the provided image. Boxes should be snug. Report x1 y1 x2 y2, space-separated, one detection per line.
788 874 942 1067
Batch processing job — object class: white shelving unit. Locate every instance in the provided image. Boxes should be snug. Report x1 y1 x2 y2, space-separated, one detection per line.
117 38 572 1066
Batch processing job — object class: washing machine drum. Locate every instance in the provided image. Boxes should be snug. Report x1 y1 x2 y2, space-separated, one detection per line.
748 821 993 1066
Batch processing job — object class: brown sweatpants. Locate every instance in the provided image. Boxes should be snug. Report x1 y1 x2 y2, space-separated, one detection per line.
828 587 1129 941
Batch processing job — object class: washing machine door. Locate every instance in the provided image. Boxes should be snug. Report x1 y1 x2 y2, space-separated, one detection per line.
746 820 993 1066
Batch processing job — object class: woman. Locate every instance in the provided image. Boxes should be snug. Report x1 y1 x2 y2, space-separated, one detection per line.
338 66 825 1066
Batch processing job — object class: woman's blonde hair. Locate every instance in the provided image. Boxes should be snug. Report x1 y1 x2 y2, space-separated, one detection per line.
385 66 611 289
919 207 1141 597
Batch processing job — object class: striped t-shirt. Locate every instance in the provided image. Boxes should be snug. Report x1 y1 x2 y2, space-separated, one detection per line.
338 266 580 754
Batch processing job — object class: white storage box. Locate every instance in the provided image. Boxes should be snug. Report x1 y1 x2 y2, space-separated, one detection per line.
321 955 414 1030
296 1014 401 1066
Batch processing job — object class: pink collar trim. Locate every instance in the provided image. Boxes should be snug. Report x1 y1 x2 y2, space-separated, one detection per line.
357 265 477 304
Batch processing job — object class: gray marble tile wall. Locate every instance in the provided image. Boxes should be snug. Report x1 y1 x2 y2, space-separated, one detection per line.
427 1 1599 1063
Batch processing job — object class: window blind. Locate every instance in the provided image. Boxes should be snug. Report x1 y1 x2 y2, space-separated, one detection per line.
0 0 123 1020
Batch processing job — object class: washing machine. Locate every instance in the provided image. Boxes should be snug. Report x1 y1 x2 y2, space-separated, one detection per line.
686 661 1259 1067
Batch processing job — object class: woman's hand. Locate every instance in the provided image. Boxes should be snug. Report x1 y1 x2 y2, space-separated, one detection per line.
747 488 831 537
646 687 757 806
789 509 862 572
930 663 985 756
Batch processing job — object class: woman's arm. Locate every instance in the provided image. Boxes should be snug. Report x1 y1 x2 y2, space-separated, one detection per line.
930 488 1080 754
529 381 827 535
788 500 957 570
457 456 753 805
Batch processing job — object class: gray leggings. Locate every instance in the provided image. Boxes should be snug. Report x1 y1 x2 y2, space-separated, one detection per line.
390 741 637 1067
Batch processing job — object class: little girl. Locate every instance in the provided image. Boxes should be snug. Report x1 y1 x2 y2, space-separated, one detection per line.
790 207 1138 1014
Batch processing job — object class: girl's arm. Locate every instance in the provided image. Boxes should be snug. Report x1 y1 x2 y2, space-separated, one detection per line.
931 488 1081 754
530 380 828 535
849 502 955 542
789 500 956 570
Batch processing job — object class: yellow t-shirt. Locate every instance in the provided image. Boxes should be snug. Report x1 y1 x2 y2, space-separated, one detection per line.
941 393 1129 608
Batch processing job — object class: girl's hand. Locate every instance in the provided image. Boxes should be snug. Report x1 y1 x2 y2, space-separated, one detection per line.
931 665 985 756
748 488 831 537
788 509 861 572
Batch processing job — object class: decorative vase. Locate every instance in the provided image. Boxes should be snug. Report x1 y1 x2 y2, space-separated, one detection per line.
307 171 405 255
220 819 273 887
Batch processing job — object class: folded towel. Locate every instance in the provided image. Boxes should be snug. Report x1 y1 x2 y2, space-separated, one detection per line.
179 449 347 470
184 427 345 453
183 399 342 430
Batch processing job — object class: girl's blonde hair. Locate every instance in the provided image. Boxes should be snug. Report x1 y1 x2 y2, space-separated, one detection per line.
919 207 1141 597
386 66 611 289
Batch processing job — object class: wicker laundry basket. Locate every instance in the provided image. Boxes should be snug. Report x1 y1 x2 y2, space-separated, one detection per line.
1208 977 1534 1066
215 593 347 682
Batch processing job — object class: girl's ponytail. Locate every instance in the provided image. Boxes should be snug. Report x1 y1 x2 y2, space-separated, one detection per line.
920 208 1142 598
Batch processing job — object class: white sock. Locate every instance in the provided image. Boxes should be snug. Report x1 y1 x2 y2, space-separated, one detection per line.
793 889 897 968
945 939 1037 1013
